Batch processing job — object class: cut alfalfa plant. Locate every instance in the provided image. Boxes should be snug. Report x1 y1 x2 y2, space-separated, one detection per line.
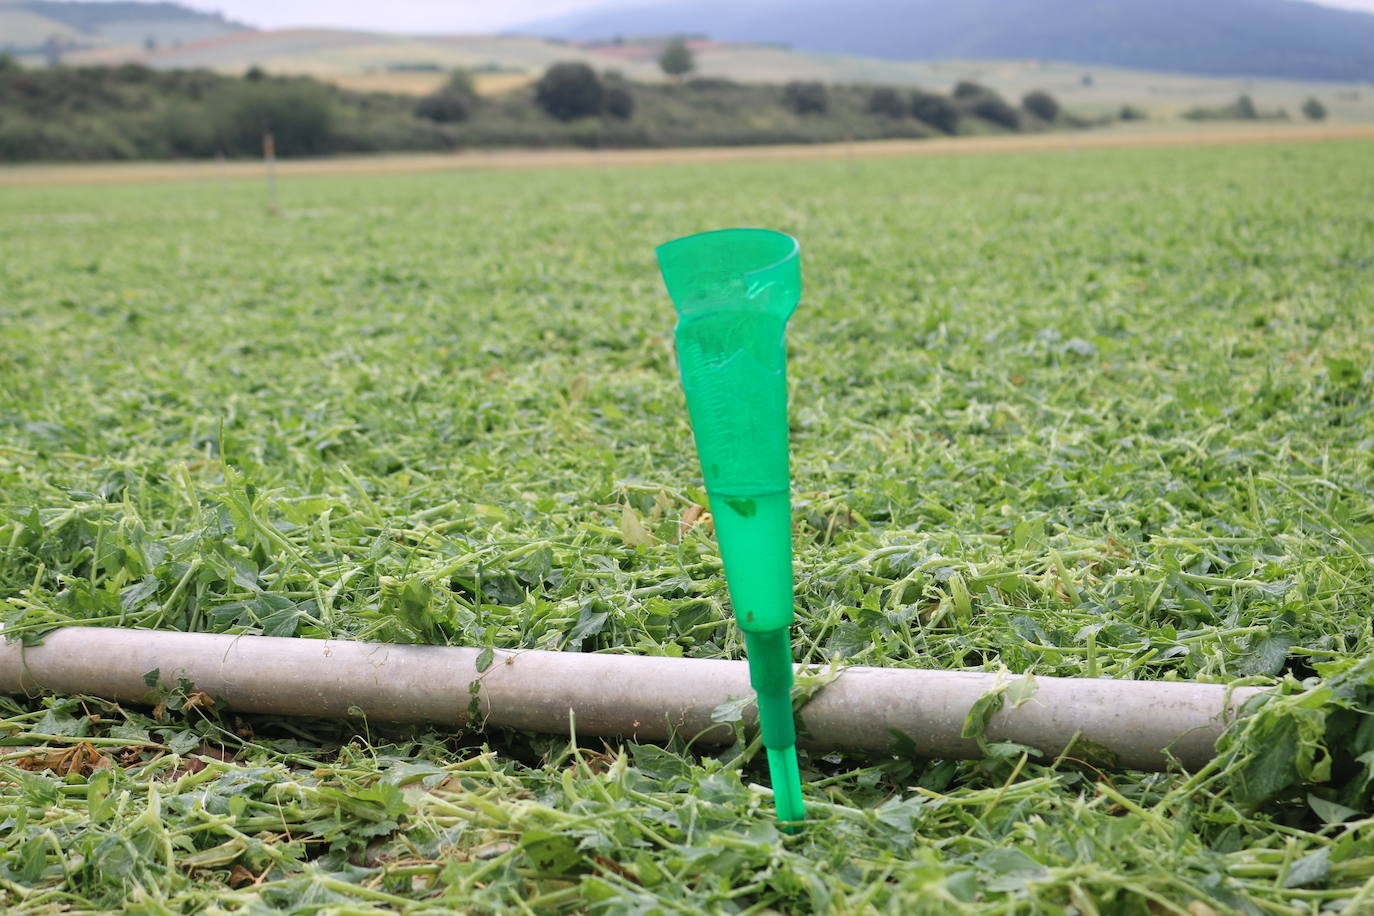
1 139 1372 911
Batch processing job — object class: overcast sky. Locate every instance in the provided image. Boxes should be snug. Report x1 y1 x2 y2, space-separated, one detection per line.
179 0 1374 32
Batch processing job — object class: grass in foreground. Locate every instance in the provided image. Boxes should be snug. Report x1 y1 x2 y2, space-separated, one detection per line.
1 140 1373 913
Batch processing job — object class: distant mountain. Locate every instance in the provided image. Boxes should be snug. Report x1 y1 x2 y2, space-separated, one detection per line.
516 0 1374 83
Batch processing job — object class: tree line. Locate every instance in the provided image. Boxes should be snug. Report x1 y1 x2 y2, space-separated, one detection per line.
0 53 1086 162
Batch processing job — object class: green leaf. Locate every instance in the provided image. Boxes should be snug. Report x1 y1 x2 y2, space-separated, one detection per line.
1283 848 1330 888
961 685 1006 743
620 504 657 548
1307 793 1359 825
1240 635 1293 677
119 576 159 611
710 693 753 726
521 829 581 875
1005 673 1038 709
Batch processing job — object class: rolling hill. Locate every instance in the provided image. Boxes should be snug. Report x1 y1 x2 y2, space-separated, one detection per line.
2 1 1371 123
518 0 1374 83
0 0 249 53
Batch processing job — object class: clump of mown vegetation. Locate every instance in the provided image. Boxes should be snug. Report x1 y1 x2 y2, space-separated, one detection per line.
1 140 1372 912
0 55 1065 161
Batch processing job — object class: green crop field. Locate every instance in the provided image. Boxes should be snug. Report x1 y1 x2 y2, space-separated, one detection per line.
2 139 1374 913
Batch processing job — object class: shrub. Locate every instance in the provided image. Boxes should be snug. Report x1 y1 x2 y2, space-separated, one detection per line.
145 101 219 156
211 80 335 156
866 87 905 118
686 77 740 91
782 81 827 115
1301 97 1327 121
414 86 475 122
1186 95 1263 121
961 89 1020 129
443 69 476 96
535 62 603 121
603 85 634 120
910 90 959 133
953 80 993 99
1119 105 1147 121
1022 90 1060 122
658 38 694 78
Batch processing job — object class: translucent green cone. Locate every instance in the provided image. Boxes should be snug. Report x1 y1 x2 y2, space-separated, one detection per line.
657 228 805 827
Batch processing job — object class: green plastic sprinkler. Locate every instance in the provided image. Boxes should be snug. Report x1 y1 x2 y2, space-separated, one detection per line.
656 228 805 827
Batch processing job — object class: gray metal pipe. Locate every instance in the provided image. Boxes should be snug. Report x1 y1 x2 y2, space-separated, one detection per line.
0 627 1262 771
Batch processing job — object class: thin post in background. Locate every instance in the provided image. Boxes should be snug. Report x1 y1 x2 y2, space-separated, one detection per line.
262 127 279 213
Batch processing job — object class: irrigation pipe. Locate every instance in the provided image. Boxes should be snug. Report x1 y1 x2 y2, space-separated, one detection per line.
0 627 1262 772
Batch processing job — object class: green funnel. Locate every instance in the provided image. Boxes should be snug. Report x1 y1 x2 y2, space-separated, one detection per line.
657 228 805 827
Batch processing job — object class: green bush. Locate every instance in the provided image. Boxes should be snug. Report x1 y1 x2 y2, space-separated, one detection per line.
1119 105 1148 121
685 77 740 91
963 90 1020 129
866 87 905 118
444 69 476 96
1022 90 1060 122
210 80 336 156
416 70 477 123
144 102 218 157
535 62 603 121
910 90 959 133
782 81 828 115
604 85 634 120
953 80 993 99
1302 97 1327 121
1183 94 1270 122
658 38 695 78
415 88 473 123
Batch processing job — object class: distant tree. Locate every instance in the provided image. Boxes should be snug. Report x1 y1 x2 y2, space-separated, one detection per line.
144 34 158 52
1118 104 1147 121
0 54 20 76
866 86 906 118
212 80 335 156
416 69 477 123
604 84 634 119
910 89 959 133
952 82 1020 129
535 62 604 121
782 80 828 115
245 65 266 81
1301 96 1327 120
971 93 1021 129
953 80 992 99
444 68 476 96
1234 94 1257 119
1022 89 1060 122
416 88 471 123
1081 73 1094 87
658 38 695 79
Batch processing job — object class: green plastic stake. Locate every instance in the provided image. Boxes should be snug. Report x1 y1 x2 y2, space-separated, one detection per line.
656 227 805 827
